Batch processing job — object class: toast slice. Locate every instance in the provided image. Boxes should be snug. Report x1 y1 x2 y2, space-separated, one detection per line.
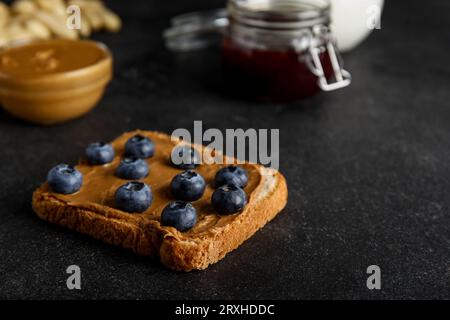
32 130 288 271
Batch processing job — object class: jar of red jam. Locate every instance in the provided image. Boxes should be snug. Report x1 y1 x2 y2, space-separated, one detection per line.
222 0 350 101
164 0 350 102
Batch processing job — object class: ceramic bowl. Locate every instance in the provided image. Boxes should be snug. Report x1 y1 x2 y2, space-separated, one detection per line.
0 39 112 125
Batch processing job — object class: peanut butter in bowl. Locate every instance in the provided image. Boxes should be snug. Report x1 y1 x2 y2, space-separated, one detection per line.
0 39 112 125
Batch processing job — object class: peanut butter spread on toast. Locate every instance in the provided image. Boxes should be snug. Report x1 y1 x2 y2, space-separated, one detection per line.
39 131 262 235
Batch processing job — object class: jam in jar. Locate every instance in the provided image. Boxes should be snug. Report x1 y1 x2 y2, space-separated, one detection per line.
222 0 350 101
164 0 351 102
222 35 334 101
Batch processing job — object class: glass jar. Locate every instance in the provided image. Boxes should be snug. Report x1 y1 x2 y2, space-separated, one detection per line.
164 0 351 102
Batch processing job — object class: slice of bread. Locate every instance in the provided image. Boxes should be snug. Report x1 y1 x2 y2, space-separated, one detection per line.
32 130 288 271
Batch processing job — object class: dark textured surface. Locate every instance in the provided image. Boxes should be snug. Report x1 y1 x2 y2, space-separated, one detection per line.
1 0 450 299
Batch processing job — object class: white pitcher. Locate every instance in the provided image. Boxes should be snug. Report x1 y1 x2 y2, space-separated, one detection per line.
330 0 385 52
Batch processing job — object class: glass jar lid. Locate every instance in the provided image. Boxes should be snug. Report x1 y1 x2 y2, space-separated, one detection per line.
164 9 228 51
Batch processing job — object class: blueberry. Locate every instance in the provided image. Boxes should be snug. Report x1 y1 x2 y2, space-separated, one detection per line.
211 184 247 215
85 142 115 165
161 201 197 231
171 170 206 202
47 164 83 194
125 134 155 159
170 145 200 169
214 165 248 188
115 181 152 213
115 157 149 180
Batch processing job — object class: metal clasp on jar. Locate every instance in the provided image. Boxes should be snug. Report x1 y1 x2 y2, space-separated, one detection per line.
294 25 351 92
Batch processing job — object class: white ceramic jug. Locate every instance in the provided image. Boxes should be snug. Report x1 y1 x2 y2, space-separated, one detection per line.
330 0 384 52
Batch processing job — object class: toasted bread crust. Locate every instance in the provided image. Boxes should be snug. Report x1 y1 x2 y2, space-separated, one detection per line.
32 131 288 271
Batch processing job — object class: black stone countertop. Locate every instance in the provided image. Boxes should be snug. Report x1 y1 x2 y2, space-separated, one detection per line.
0 0 449 299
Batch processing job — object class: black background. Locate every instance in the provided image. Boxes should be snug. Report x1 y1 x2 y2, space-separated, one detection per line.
0 0 449 299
